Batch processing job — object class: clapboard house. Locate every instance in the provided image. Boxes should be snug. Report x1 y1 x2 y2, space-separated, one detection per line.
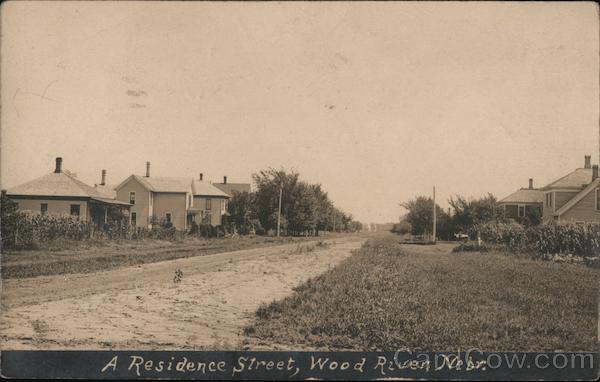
498 178 543 221
114 164 230 230
5 157 131 225
541 155 600 223
190 174 231 227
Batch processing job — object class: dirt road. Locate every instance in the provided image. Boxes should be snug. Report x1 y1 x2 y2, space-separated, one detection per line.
1 236 365 350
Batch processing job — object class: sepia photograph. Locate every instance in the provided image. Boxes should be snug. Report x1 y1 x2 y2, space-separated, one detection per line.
0 1 598 380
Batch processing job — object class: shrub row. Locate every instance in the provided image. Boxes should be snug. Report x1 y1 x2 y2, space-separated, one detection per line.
361 236 409 257
470 221 600 258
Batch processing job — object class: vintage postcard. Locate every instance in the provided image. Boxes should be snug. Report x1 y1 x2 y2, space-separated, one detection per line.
0 1 598 380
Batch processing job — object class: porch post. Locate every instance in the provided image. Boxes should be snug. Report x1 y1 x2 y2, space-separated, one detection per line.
104 206 108 224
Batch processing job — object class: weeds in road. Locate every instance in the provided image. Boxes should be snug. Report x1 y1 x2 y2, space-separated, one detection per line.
173 269 184 284
291 240 332 255
245 235 598 351
31 319 49 335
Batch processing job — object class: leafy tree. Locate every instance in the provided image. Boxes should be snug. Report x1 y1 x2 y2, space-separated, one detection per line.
286 182 318 235
226 191 256 234
253 168 300 233
392 219 412 235
449 193 503 232
400 196 449 236
251 167 360 236
470 193 502 224
348 220 363 232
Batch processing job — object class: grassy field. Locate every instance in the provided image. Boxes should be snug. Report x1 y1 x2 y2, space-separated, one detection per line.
245 234 598 351
1 233 351 279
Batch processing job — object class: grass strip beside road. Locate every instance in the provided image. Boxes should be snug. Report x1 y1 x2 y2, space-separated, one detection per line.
245 234 598 352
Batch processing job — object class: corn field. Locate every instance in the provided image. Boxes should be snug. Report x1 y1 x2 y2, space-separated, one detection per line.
471 221 600 258
0 212 186 250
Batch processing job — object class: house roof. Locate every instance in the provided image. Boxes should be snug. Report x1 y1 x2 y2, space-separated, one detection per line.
120 175 193 193
213 182 251 197
94 184 117 199
6 172 131 206
542 168 593 190
8 171 109 198
192 180 230 197
499 188 544 204
554 178 600 217
91 197 132 206
116 175 229 197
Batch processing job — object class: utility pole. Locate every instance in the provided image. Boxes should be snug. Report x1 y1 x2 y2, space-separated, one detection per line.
276 181 283 237
432 186 437 243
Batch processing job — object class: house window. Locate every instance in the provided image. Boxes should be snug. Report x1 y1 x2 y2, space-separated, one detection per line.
70 204 80 216
40 203 48 216
166 213 172 223
518 205 525 217
596 189 600 211
131 212 137 226
545 193 553 209
130 191 136 205
205 198 212 210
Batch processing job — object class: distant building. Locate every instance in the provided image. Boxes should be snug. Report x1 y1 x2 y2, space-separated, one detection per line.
114 164 230 230
498 178 543 220
213 175 251 197
190 175 231 226
5 157 131 225
541 155 600 224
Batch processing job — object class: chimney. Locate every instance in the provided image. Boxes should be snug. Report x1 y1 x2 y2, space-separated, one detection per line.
199 173 204 181
54 157 63 173
593 165 598 181
145 162 151 177
101 170 107 186
528 178 533 189
223 176 227 184
584 155 591 169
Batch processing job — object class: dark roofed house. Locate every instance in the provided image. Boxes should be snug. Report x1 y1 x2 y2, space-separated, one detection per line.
541 155 600 223
6 157 131 225
499 178 543 221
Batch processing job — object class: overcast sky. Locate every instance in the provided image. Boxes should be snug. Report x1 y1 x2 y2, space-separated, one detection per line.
1 2 598 223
